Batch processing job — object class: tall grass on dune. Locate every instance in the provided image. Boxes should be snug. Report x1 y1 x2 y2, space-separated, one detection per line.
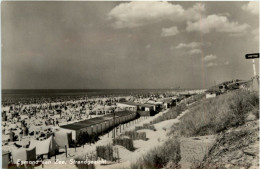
151 103 187 125
96 144 114 161
124 131 147 141
135 124 156 131
186 93 206 105
170 90 259 137
131 138 181 169
113 137 135 151
74 156 96 169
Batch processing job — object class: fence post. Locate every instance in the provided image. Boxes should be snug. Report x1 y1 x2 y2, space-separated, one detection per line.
105 122 106 135
101 123 103 135
65 145 67 158
117 148 120 163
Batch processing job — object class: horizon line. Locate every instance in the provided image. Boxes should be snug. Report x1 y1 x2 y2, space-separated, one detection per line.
1 88 207 90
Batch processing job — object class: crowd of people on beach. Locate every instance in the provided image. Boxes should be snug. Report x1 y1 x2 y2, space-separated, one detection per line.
1 92 179 107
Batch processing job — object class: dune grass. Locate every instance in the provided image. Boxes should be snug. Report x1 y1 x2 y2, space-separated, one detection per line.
74 156 96 169
151 103 187 125
124 131 147 141
135 124 156 131
96 144 114 161
130 90 258 169
130 138 181 169
113 137 135 151
169 90 259 137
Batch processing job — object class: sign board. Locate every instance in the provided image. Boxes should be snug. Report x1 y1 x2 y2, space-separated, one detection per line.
245 53 259 59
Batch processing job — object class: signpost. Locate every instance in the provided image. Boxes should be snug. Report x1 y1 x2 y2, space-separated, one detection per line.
245 53 259 91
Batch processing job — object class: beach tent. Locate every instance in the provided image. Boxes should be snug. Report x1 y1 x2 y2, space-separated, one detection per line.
54 131 72 148
2 151 10 169
12 148 26 163
29 136 58 156
26 147 36 162
11 147 36 164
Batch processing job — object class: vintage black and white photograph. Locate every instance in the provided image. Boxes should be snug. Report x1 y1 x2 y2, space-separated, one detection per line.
1 1 259 169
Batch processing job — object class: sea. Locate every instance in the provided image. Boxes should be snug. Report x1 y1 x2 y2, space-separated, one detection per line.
2 89 180 98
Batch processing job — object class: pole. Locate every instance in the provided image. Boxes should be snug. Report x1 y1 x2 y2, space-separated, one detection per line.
101 123 103 135
65 145 67 158
105 122 106 135
252 59 259 91
113 109 115 138
252 59 256 77
91 126 93 145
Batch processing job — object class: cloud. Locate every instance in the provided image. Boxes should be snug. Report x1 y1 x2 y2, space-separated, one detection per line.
205 60 229 68
161 26 179 37
206 62 218 67
242 1 259 15
188 49 202 55
176 42 211 49
176 42 201 49
186 15 250 34
184 3 206 21
175 42 211 55
218 12 231 17
203 54 217 62
108 2 205 29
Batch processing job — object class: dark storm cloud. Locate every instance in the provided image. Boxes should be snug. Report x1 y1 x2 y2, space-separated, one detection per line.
2 1 259 89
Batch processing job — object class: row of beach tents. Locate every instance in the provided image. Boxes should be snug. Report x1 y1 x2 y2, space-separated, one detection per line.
2 131 72 169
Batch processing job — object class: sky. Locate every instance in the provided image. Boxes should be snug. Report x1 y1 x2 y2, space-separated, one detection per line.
2 1 259 89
